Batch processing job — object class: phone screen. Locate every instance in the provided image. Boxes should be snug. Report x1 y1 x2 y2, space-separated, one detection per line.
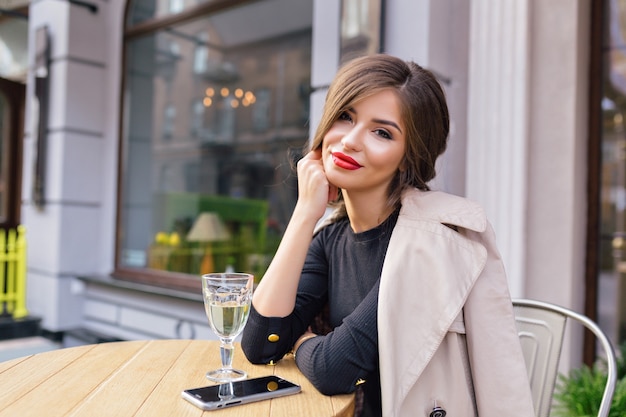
182 375 301 410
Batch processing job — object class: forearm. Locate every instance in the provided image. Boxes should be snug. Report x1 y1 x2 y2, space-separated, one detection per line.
242 288 327 364
294 282 379 395
241 307 299 363
252 206 320 317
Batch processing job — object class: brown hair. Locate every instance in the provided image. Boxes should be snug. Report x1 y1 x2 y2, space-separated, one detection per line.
310 54 450 211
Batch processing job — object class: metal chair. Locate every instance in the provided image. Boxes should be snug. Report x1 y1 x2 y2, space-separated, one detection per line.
512 298 617 417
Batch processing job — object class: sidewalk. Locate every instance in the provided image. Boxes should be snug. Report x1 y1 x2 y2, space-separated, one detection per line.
0 336 61 362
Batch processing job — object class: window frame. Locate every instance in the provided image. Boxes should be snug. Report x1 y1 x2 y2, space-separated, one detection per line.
0 77 25 230
116 0 304 291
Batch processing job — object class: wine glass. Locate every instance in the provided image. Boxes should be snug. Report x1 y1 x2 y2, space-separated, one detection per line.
202 272 254 382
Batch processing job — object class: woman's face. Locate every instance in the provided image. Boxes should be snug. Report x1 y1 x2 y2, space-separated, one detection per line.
322 89 406 197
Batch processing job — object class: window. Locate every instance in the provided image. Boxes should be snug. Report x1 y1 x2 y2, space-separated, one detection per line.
127 0 215 26
168 0 184 14
119 0 313 290
339 0 382 63
162 104 176 139
190 98 204 137
193 32 209 75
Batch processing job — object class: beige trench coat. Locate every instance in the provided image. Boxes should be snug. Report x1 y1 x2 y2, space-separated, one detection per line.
378 189 535 416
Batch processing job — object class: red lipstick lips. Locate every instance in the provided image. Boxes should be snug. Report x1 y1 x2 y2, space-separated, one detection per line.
332 152 362 170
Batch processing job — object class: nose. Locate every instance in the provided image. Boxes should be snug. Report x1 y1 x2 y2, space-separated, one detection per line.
340 126 363 151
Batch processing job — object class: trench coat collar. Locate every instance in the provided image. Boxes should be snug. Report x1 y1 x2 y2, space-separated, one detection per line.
398 188 487 232
378 189 489 416
315 188 487 234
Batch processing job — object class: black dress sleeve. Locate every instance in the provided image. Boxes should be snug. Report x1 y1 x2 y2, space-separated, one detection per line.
293 279 379 395
241 233 329 364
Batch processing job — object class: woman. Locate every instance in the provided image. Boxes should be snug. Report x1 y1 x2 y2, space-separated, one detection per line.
241 54 535 417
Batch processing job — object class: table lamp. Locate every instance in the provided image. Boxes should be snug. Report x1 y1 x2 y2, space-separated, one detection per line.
186 212 231 274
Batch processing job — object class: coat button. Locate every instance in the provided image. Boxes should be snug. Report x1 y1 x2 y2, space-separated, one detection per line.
429 406 446 417
267 334 280 342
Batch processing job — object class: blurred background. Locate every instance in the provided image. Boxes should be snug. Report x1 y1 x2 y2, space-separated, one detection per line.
0 0 619 371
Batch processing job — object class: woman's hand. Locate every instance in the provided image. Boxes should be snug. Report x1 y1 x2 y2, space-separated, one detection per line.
251 149 336 317
295 148 339 221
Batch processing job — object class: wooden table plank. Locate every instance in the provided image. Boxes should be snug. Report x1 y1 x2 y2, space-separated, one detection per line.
331 394 356 417
136 339 272 417
134 339 212 417
0 355 30 373
66 340 191 417
0 344 96 410
0 341 147 416
270 353 334 417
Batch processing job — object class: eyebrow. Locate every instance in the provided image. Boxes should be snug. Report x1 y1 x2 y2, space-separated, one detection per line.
348 107 403 134
372 118 403 134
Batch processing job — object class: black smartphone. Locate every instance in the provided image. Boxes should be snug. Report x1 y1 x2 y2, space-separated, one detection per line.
181 375 301 411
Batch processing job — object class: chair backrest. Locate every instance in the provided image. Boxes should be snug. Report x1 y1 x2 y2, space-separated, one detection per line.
512 298 617 417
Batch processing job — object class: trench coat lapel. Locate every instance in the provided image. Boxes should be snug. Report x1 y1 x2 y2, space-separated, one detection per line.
378 190 489 416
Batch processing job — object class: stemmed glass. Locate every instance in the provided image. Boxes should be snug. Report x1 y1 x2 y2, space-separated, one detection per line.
202 272 254 382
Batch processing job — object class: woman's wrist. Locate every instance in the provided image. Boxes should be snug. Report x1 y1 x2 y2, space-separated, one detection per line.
291 203 325 229
293 332 318 357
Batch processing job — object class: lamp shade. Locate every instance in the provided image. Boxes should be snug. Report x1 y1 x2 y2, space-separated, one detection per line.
186 212 231 242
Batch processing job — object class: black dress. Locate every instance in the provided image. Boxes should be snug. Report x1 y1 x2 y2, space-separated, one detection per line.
241 209 399 417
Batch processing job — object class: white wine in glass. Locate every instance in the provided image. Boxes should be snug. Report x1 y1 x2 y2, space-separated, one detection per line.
202 273 253 382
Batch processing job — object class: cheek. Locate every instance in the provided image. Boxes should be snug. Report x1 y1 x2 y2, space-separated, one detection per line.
320 136 331 156
320 139 332 167
321 130 341 155
323 126 342 143
376 150 406 177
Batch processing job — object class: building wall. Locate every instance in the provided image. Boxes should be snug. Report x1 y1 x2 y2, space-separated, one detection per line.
21 0 592 364
525 0 591 367
24 0 111 332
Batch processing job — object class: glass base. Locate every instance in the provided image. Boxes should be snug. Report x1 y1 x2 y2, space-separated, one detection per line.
206 368 247 382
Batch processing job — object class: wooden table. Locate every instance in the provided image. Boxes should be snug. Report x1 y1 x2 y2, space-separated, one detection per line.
0 339 355 417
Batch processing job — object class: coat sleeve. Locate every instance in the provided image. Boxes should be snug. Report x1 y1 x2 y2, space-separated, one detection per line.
463 223 536 416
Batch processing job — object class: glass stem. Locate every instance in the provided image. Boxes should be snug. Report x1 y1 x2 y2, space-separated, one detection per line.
218 382 235 400
220 337 234 369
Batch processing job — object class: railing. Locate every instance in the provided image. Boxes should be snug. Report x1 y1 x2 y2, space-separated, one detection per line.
0 225 28 319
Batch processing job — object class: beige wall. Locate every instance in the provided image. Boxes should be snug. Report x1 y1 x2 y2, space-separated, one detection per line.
525 0 590 367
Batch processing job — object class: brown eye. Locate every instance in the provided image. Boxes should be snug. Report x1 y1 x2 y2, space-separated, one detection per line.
338 111 352 122
374 129 392 140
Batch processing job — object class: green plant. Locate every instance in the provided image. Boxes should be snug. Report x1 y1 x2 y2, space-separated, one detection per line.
553 342 626 417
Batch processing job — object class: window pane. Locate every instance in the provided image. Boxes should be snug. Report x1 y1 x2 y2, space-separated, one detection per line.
120 0 312 281
340 0 382 64
126 0 215 27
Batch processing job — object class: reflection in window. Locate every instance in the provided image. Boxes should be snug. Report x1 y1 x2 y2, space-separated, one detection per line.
193 32 210 75
190 98 204 137
127 0 217 26
599 0 626 345
155 38 180 83
169 0 184 14
340 0 381 63
121 0 313 286
163 104 176 139
253 88 270 132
